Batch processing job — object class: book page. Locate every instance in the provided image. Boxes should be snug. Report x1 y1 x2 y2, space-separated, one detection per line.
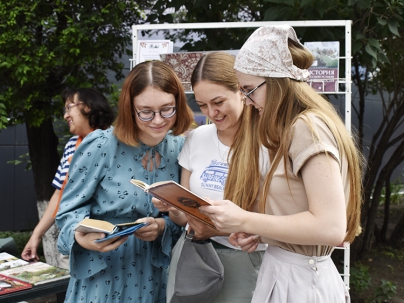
0 252 29 271
74 218 116 234
94 222 148 243
130 179 150 191
130 179 181 192
115 221 143 228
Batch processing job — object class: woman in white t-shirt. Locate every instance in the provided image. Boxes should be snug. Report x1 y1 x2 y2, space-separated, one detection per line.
153 52 267 303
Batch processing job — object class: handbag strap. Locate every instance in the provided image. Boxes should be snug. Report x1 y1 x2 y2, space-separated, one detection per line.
185 229 195 241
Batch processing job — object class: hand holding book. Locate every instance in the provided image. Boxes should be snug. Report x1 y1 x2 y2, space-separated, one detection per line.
130 179 216 229
151 196 177 213
75 218 149 243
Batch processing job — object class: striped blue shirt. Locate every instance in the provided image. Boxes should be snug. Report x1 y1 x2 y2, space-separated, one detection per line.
52 135 79 190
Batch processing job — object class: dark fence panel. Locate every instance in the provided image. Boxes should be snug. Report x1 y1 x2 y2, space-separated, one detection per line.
0 125 38 231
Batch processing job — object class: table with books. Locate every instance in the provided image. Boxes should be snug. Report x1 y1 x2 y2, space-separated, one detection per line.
0 252 69 303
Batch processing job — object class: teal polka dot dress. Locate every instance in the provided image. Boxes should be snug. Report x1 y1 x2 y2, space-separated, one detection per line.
56 128 183 303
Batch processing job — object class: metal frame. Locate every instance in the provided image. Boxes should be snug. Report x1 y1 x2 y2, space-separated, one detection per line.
131 21 352 288
131 20 352 132
335 242 351 289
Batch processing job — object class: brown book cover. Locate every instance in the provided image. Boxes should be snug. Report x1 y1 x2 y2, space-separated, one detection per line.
0 273 32 295
130 179 216 229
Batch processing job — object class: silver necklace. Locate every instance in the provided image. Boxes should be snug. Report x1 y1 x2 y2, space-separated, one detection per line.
217 130 230 162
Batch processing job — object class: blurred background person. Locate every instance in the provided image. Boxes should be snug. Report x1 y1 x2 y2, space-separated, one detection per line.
21 87 114 269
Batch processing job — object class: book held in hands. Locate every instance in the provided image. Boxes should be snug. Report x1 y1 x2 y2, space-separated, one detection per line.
130 179 216 229
75 218 149 242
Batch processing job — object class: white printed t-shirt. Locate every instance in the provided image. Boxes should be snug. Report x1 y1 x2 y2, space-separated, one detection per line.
178 123 267 250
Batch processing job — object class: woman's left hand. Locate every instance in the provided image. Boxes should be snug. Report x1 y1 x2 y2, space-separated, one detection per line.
134 217 165 241
199 198 248 233
151 197 176 212
74 231 128 252
229 232 261 253
186 214 220 240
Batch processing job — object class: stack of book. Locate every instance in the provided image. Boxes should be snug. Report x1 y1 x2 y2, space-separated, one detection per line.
0 252 69 295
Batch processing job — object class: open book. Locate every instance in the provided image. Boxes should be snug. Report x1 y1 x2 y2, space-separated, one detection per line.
130 179 216 229
0 252 29 271
75 218 149 242
0 262 69 286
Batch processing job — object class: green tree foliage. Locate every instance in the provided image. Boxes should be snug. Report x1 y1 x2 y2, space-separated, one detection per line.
148 0 404 258
147 0 264 51
0 0 146 201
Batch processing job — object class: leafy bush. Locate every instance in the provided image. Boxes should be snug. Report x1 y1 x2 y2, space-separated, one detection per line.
351 263 372 293
374 279 397 303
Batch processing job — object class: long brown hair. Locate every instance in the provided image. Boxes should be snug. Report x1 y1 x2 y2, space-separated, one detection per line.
227 40 364 242
114 61 194 146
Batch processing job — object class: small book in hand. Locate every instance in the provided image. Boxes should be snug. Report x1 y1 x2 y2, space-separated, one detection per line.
75 218 149 243
130 179 216 229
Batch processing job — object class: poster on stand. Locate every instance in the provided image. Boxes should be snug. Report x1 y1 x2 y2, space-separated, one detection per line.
304 41 340 92
136 40 173 64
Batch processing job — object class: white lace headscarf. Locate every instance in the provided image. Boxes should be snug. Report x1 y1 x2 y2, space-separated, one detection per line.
234 25 310 81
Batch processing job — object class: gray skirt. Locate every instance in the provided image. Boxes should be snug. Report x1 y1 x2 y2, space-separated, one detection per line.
252 246 350 303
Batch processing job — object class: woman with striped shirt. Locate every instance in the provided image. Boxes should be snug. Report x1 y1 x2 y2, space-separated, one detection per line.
21 88 114 268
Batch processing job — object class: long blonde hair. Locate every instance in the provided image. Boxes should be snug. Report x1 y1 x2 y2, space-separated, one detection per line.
190 52 262 211
227 40 363 242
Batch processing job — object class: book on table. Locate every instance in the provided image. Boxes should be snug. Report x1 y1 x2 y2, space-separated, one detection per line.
0 261 69 286
0 273 32 295
75 218 149 242
0 252 29 271
130 179 216 229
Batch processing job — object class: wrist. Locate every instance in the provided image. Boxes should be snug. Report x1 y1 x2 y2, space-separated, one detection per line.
156 218 165 235
31 229 44 239
170 210 183 217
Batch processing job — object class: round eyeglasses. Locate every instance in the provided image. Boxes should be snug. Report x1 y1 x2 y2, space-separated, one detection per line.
239 81 266 103
135 106 177 122
63 102 83 115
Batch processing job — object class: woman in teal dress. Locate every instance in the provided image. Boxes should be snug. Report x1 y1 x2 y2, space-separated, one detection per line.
55 61 194 303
